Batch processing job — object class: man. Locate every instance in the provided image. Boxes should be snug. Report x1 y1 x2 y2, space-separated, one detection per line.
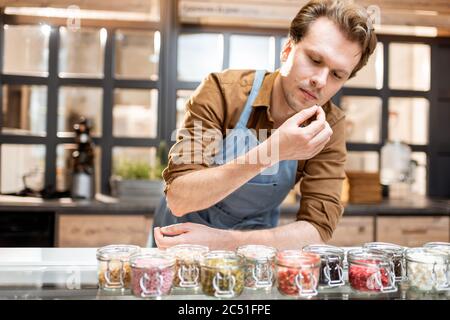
151 0 377 250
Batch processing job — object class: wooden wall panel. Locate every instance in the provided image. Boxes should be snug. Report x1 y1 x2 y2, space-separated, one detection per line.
328 216 374 247
57 214 153 248
377 216 449 247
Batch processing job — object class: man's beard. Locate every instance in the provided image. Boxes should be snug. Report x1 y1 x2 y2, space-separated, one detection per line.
280 77 317 114
284 88 310 113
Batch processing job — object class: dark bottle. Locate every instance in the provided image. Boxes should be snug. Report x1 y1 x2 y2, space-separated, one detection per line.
71 117 95 199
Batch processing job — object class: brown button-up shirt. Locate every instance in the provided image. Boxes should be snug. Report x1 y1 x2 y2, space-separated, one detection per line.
163 69 347 242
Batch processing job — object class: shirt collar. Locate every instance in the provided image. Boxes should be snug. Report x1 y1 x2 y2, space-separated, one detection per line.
252 69 279 109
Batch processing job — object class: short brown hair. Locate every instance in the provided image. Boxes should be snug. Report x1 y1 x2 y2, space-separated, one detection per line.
289 0 377 79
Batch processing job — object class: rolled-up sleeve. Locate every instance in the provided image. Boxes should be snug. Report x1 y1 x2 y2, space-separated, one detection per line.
162 73 225 193
296 114 347 242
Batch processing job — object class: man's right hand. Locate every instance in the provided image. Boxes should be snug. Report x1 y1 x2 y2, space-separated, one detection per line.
269 105 333 162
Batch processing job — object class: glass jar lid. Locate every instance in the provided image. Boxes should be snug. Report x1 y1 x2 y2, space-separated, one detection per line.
130 252 175 269
303 244 345 260
236 244 276 262
275 250 321 268
96 244 140 261
406 247 449 264
167 244 209 260
363 242 405 257
423 242 450 255
347 248 392 266
201 250 243 269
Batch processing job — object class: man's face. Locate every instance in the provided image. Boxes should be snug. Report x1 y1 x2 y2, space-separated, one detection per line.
280 17 362 111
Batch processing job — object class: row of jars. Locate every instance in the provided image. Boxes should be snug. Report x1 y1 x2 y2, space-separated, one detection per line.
96 241 450 299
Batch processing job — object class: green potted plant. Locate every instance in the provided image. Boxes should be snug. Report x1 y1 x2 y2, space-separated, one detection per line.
110 142 167 203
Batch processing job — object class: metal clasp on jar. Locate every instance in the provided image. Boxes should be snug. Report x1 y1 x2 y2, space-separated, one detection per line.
139 271 164 298
212 272 236 298
431 261 450 291
294 270 318 297
323 256 344 287
366 262 397 293
251 262 273 289
104 259 125 288
396 256 408 282
178 264 200 288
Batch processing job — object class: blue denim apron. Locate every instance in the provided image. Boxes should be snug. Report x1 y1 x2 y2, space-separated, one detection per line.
149 70 298 246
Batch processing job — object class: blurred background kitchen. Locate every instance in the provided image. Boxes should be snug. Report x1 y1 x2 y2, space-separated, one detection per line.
0 0 449 249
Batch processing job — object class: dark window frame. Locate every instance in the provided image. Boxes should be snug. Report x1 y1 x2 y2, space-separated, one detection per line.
0 13 164 194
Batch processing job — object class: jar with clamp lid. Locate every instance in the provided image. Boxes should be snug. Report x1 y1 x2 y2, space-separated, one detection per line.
200 251 244 298
130 252 175 298
406 247 449 292
348 248 397 293
96 244 140 290
303 244 345 288
236 244 276 289
167 244 209 289
363 242 406 282
275 250 320 297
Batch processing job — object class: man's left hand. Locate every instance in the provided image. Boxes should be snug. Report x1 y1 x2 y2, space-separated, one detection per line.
154 222 230 250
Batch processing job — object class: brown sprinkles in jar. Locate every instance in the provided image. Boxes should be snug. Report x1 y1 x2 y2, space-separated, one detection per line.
167 244 209 289
96 244 140 290
237 244 276 289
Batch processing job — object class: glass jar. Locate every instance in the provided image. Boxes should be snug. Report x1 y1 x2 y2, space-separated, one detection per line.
130 252 175 298
363 242 406 282
200 251 244 298
303 244 345 287
167 244 209 289
236 244 276 289
275 250 321 297
406 247 449 292
96 244 140 290
347 248 397 293
424 242 450 254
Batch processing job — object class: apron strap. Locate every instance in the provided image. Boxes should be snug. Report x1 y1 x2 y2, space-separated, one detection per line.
236 70 266 128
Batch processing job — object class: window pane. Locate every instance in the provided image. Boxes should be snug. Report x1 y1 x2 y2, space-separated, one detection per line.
58 87 103 137
229 35 275 71
1 144 45 193
388 97 429 145
345 151 379 173
3 25 49 76
56 144 101 194
115 30 160 80
341 96 381 143
176 90 194 129
59 27 106 78
178 34 223 82
2 85 47 136
389 43 430 91
411 152 427 196
112 147 156 178
113 89 158 138
345 42 383 89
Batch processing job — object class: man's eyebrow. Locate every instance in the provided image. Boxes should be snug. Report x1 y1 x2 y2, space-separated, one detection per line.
307 49 351 76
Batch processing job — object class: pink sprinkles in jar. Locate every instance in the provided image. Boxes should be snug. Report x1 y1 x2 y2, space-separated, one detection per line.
130 253 175 298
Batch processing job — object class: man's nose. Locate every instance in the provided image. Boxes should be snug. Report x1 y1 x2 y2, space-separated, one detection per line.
310 68 328 89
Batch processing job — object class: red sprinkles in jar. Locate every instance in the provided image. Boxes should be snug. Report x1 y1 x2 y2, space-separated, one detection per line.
348 259 390 291
275 250 320 297
347 249 397 293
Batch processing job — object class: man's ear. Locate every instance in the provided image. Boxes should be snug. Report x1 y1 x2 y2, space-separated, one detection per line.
280 38 293 63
